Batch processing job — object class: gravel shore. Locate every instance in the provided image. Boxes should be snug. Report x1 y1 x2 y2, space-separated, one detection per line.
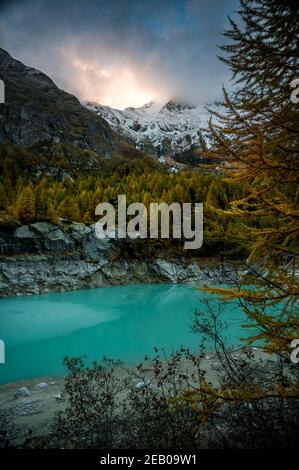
0 348 280 447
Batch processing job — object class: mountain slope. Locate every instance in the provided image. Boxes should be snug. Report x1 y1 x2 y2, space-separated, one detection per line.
84 99 208 159
0 48 119 167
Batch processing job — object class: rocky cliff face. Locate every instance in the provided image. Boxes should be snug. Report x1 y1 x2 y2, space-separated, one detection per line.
0 221 239 297
0 48 122 166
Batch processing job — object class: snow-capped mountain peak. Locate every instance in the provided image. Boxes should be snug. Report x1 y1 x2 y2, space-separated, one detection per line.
83 99 208 158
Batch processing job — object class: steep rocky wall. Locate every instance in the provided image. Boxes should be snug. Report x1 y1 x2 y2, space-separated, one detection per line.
0 221 240 297
0 48 115 156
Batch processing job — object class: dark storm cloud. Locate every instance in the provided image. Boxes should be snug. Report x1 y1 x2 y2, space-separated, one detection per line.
0 0 239 108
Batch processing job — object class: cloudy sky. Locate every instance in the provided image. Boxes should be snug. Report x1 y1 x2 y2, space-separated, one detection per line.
0 0 238 109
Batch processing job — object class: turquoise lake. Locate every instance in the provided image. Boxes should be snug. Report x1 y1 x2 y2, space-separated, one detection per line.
0 284 250 384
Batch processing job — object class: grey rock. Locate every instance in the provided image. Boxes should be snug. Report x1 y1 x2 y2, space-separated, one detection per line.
153 259 180 281
45 228 70 244
14 225 36 239
53 393 63 401
67 222 91 241
30 222 57 235
15 387 31 398
35 382 49 389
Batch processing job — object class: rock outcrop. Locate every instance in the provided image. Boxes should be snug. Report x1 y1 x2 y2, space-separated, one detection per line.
0 48 134 176
0 221 240 297
0 48 115 153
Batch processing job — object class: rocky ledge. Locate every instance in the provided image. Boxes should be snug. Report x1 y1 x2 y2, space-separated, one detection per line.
0 221 242 297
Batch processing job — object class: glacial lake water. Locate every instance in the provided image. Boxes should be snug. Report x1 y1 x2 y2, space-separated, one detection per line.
0 284 251 384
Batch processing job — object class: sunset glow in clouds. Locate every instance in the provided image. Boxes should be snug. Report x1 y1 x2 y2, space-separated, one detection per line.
70 55 157 109
0 0 238 109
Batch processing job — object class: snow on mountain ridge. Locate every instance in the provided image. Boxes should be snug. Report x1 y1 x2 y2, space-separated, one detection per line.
83 99 208 157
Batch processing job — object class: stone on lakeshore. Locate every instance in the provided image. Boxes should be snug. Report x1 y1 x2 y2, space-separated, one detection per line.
35 382 49 389
53 393 63 401
15 387 31 398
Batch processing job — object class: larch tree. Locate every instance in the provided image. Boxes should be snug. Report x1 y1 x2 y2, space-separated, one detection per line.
13 185 36 223
205 0 299 348
181 0 299 435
